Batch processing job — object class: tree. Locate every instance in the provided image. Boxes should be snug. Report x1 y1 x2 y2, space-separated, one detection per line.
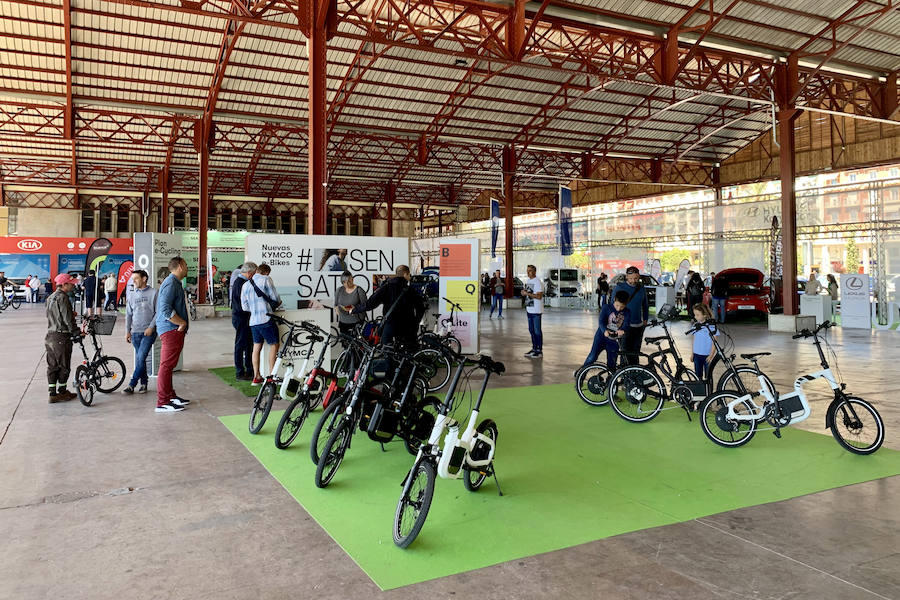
659 248 692 273
846 238 860 273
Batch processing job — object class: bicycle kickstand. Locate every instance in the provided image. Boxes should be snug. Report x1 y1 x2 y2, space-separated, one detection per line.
380 442 387 453
491 465 504 497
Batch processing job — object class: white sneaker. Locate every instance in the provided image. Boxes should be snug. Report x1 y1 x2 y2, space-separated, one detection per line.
170 397 191 407
155 402 184 413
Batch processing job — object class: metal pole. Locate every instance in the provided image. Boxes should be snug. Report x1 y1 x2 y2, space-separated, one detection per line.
503 145 515 298
778 108 799 315
198 137 209 304
307 0 328 235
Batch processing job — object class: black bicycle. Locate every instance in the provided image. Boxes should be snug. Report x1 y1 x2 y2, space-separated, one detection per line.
604 311 775 423
315 340 439 488
74 315 127 406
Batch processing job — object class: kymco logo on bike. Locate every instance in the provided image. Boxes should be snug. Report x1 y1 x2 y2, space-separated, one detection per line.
16 239 43 251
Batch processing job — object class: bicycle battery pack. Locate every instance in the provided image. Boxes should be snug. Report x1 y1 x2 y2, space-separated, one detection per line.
683 381 707 400
367 403 399 442
778 395 805 420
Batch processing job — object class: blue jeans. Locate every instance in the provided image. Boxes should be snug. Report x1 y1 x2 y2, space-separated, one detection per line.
490 293 503 317
129 331 157 387
712 297 726 322
583 330 620 369
527 313 543 352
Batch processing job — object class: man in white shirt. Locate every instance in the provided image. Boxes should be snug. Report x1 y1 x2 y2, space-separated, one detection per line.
29 275 41 302
521 264 544 358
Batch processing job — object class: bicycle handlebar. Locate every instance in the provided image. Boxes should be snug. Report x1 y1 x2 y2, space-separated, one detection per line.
441 297 463 311
792 320 832 339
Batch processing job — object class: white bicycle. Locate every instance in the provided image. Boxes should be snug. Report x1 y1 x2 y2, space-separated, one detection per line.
699 321 885 454
393 344 504 548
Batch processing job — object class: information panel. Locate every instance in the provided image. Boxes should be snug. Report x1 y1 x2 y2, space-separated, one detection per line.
840 273 870 329
438 238 480 354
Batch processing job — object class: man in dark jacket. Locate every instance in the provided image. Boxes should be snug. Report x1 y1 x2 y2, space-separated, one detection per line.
230 262 256 381
350 265 425 347
611 266 649 365
82 269 97 316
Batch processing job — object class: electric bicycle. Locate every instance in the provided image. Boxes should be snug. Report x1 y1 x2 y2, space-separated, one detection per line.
74 314 127 406
393 344 504 548
699 320 885 454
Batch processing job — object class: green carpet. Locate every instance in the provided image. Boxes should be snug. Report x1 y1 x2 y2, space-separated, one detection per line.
218 383 900 590
210 367 257 397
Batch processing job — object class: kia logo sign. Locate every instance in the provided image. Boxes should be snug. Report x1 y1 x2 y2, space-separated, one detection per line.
16 239 42 251
846 276 863 291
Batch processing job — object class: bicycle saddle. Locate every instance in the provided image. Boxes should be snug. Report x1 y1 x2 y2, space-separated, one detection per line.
740 352 771 360
645 336 667 344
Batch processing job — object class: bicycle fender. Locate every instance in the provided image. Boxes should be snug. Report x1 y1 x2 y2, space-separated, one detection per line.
824 397 840 430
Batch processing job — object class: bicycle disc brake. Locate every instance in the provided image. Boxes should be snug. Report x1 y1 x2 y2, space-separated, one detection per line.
587 374 606 394
623 373 647 404
714 405 739 432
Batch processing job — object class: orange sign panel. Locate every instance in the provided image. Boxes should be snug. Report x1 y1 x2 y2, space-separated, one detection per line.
439 244 471 277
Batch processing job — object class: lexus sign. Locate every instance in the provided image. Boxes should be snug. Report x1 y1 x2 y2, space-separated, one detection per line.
16 239 43 251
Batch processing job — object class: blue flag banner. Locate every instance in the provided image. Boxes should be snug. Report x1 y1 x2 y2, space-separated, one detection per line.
490 196 500 258
559 186 573 256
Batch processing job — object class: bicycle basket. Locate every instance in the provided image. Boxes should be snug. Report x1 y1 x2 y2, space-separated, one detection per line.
90 314 117 336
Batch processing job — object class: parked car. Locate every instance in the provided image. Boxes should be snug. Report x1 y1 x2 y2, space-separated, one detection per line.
410 273 439 298
609 273 660 306
718 268 769 315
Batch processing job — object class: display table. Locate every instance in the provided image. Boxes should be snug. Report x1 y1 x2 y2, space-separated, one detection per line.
260 308 331 377
799 293 833 325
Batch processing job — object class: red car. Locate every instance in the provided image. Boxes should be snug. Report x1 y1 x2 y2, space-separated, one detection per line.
716 268 770 315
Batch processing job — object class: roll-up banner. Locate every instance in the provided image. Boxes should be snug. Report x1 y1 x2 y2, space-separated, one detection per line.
490 196 500 258
437 238 480 354
559 185 573 257
116 260 134 301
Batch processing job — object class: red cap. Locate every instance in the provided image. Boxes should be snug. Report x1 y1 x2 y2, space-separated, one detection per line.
54 273 77 286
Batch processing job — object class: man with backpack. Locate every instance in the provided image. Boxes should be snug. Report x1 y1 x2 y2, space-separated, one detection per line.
612 266 649 365
240 261 282 385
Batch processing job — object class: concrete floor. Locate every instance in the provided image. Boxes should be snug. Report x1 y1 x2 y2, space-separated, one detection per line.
1 303 898 599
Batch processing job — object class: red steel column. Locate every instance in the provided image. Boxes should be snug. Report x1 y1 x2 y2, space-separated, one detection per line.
161 186 169 233
307 0 328 235
502 145 515 298
778 108 800 315
385 182 395 237
198 135 210 304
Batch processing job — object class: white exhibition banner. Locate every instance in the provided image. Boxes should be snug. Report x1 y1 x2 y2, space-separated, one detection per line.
260 308 332 378
437 238 480 354
133 232 185 375
840 273 870 329
244 234 409 315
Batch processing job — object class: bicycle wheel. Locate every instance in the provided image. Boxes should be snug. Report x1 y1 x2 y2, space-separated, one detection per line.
333 349 352 379
274 391 311 449
699 391 758 448
94 356 126 393
575 364 611 407
249 381 276 434
443 335 462 356
315 417 352 488
414 348 451 393
463 419 497 492
717 366 775 397
607 366 665 423
393 459 436 548
10 295 21 309
310 394 347 465
75 365 94 406
829 396 884 455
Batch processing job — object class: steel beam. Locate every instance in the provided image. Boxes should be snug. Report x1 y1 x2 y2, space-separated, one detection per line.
198 131 210 304
307 0 329 235
778 107 800 316
502 145 515 298
385 181 395 236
